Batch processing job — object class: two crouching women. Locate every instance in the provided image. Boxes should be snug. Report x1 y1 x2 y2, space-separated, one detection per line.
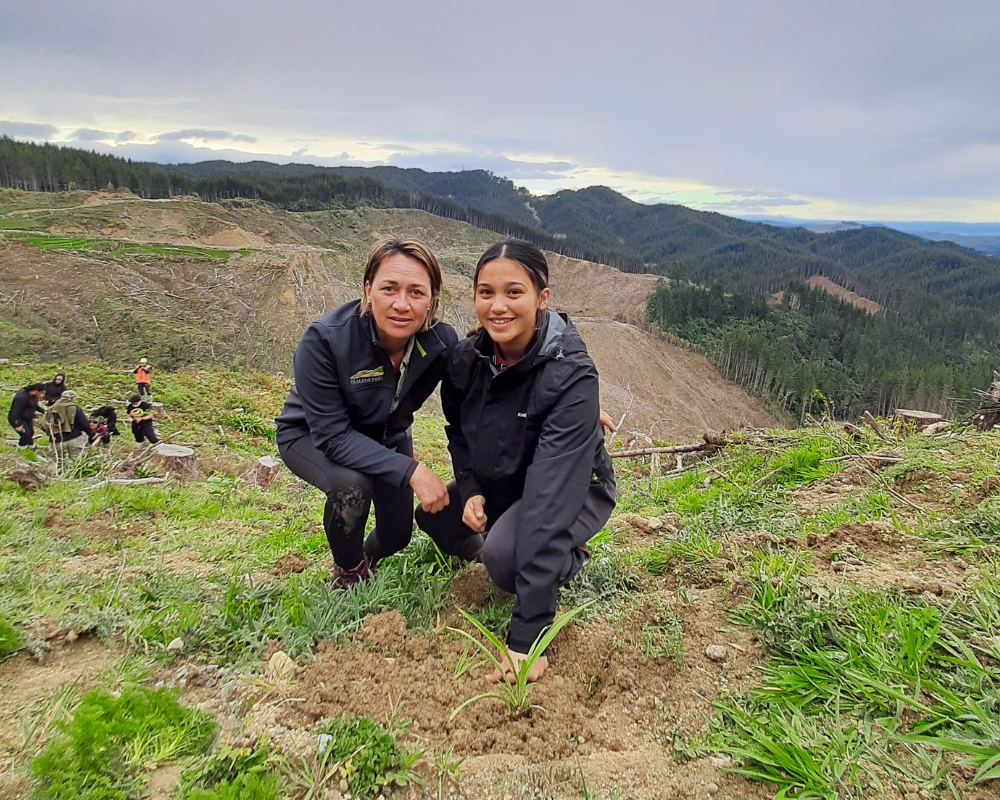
276 237 615 683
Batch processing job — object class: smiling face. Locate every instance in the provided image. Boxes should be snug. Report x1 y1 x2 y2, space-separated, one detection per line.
364 253 434 351
475 257 550 361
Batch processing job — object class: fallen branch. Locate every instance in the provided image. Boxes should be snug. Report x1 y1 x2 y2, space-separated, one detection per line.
82 476 167 491
753 466 783 487
609 442 708 459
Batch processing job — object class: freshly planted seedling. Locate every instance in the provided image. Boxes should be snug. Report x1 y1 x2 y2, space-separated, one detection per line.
449 601 594 719
452 640 486 680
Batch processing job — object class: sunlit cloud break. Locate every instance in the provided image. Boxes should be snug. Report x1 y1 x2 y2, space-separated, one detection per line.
2 118 999 224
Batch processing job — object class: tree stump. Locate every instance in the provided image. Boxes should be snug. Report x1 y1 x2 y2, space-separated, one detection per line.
151 444 197 480
247 455 283 488
895 409 944 431
7 461 46 489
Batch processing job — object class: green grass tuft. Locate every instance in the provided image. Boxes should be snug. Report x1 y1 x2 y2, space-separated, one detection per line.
32 685 215 800
313 714 422 799
0 613 22 658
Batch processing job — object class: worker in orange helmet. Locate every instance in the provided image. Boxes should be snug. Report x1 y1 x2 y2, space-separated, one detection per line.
132 357 152 399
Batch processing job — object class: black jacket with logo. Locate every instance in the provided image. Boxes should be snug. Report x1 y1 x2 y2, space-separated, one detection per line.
275 300 459 489
442 311 616 652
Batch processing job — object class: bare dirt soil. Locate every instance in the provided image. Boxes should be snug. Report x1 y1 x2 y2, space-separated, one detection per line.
805 275 881 314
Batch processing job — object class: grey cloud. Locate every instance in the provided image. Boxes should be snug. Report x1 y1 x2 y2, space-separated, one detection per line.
0 120 58 139
2 1 999 217
157 129 257 144
386 151 575 180
700 198 812 214
70 128 114 142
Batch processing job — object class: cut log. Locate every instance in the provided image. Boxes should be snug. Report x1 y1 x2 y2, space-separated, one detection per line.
151 443 197 480
247 455 283 488
895 409 944 430
922 421 950 436
7 461 46 489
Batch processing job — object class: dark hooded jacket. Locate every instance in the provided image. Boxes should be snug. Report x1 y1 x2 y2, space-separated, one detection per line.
442 310 616 652
44 374 66 406
275 300 459 488
8 387 40 429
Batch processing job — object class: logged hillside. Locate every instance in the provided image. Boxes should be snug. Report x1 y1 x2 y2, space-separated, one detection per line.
0 190 773 438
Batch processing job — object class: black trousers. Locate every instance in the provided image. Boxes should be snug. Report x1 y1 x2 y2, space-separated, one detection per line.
279 433 481 570
136 383 152 398
15 421 34 447
132 420 159 444
416 481 614 594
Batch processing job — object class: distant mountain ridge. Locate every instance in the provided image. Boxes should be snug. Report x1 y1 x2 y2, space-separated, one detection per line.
2 136 999 354
743 215 1000 256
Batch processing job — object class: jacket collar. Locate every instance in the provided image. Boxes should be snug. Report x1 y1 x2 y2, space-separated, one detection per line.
473 310 571 378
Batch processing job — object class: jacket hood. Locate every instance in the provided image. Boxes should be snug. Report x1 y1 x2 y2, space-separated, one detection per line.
537 310 587 360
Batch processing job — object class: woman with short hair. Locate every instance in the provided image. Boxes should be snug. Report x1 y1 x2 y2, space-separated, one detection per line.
275 238 481 587
417 239 616 683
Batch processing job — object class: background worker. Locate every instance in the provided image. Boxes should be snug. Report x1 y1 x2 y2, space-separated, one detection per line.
8 383 45 448
42 390 92 458
89 406 121 438
44 372 67 406
133 358 152 398
127 394 160 444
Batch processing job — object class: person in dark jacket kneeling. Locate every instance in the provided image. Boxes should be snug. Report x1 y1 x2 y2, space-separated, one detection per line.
275 238 478 588
417 240 617 684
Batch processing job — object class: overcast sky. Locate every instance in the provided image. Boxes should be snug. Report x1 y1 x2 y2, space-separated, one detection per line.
2 0 999 221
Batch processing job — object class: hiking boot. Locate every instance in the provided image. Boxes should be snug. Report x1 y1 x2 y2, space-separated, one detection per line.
330 556 370 590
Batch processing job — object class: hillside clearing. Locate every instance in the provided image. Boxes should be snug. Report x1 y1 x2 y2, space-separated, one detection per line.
0 190 775 440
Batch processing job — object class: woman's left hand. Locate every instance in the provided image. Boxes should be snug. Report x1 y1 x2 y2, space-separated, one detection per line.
486 648 549 684
599 410 617 436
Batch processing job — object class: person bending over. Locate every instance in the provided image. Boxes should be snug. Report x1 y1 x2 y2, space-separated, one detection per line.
8 383 45 448
42 390 92 458
89 406 121 438
275 238 480 588
417 240 616 684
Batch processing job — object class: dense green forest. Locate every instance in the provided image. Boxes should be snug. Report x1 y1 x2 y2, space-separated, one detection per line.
648 281 998 418
3 136 999 416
